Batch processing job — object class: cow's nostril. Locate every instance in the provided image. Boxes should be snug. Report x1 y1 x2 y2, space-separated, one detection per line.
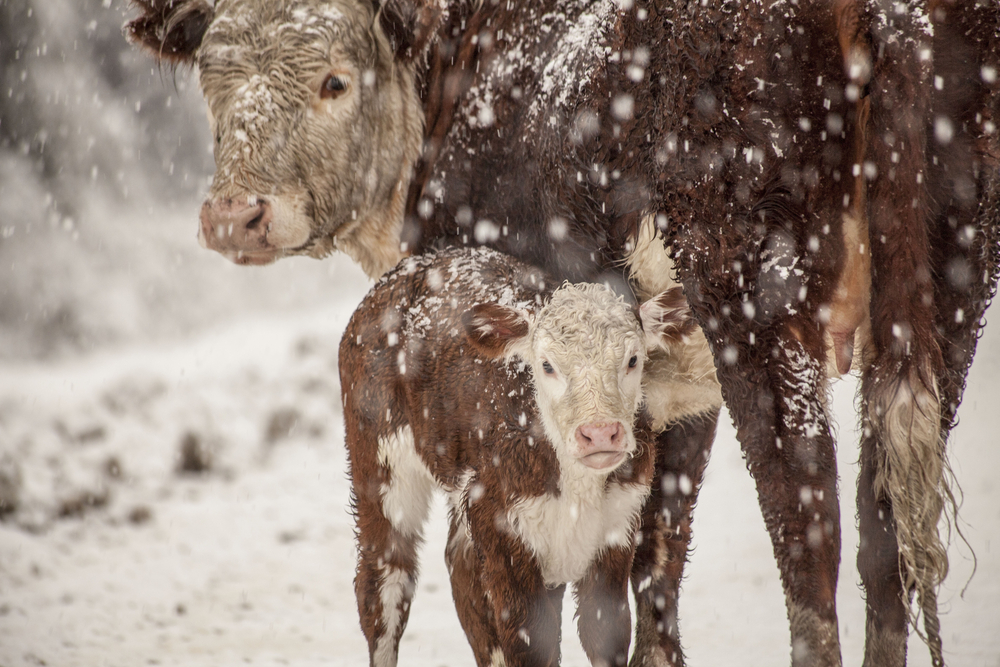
245 211 264 231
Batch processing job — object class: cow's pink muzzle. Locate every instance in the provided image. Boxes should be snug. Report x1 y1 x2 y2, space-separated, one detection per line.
199 198 281 265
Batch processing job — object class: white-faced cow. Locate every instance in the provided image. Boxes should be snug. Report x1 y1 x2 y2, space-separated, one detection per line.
127 1 1000 665
341 246 694 667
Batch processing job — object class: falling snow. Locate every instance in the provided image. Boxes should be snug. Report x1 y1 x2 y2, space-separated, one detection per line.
1 1 998 665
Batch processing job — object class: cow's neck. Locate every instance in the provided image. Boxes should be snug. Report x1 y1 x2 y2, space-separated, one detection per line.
402 5 488 237
335 61 425 279
333 175 410 278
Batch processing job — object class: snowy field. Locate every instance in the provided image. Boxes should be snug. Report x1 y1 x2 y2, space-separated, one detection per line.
1 1 998 664
0 225 998 667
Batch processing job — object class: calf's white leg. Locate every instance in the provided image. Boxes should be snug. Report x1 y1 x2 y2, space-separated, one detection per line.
351 424 436 667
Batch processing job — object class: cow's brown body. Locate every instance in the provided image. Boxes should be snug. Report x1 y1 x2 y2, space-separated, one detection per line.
127 1 1000 665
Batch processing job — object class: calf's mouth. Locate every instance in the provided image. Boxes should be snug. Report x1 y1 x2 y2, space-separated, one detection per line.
579 450 628 471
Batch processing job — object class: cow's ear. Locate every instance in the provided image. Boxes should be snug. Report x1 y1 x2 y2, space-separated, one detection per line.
463 304 531 359
639 287 696 351
375 0 444 62
125 0 214 65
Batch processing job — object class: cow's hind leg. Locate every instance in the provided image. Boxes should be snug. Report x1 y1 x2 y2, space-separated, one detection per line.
686 231 847 667
672 5 857 661
857 4 941 663
858 4 1000 665
351 424 436 667
629 410 718 667
719 324 842 667
855 418 909 667
858 345 949 667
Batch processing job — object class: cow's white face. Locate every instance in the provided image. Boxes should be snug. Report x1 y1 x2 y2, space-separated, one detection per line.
466 284 693 473
193 0 422 274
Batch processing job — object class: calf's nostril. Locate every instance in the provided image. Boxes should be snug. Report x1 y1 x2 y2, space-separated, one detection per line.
576 422 625 452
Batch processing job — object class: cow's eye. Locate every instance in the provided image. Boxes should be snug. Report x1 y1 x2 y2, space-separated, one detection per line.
628 355 638 369
321 74 348 99
542 361 555 375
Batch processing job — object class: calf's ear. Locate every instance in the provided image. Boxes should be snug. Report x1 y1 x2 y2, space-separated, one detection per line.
375 0 444 62
639 286 696 351
462 304 530 359
125 0 213 65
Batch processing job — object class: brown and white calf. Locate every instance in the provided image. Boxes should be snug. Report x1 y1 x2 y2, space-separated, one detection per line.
340 247 693 667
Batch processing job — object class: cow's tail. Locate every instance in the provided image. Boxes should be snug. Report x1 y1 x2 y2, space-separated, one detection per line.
861 1 957 661
864 363 954 661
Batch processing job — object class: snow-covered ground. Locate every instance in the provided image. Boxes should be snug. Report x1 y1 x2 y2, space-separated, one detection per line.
1 239 998 666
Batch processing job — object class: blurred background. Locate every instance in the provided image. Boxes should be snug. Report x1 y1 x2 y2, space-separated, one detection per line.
0 0 356 361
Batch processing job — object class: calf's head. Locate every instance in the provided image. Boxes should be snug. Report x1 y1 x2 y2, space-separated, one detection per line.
464 284 694 472
126 0 437 275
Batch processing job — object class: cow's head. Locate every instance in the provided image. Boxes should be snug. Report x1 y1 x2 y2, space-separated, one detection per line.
126 0 440 276
464 285 695 473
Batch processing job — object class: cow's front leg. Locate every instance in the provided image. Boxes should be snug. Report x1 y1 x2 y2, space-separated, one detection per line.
629 410 719 667
716 319 842 667
575 544 634 667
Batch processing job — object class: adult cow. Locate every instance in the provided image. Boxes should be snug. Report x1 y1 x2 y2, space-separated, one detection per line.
127 1 1000 666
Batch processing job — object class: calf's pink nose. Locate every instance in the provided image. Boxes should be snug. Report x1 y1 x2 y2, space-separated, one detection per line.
575 422 624 454
199 199 270 251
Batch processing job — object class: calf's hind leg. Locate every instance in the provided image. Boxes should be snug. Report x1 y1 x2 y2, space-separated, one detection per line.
350 424 437 667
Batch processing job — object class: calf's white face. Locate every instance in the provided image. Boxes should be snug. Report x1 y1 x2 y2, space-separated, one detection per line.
465 284 693 472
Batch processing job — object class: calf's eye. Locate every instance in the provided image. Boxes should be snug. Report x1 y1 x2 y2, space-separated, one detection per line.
321 74 348 99
542 361 555 375
628 355 638 369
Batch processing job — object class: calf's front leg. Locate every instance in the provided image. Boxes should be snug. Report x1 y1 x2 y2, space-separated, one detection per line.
576 544 634 667
465 483 563 667
445 508 502 666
